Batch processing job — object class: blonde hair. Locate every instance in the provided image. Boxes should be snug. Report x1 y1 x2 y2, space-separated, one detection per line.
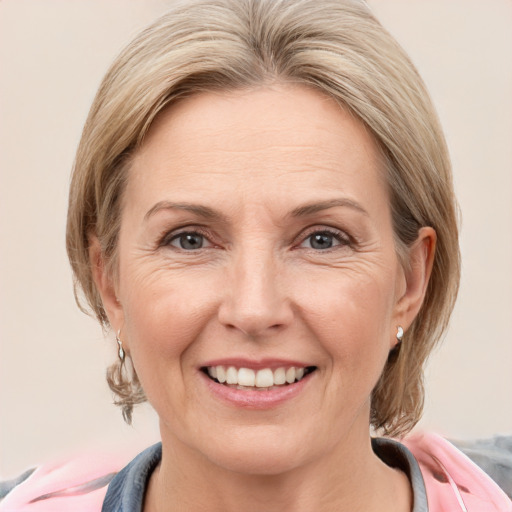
66 0 460 435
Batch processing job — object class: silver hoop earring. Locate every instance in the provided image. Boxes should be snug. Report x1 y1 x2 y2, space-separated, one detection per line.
396 325 404 343
116 330 125 362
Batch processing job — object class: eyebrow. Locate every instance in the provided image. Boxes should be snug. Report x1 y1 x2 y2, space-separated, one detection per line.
144 198 368 222
144 201 227 222
290 198 369 217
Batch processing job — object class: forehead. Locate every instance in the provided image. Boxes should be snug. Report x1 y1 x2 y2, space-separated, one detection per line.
126 84 388 216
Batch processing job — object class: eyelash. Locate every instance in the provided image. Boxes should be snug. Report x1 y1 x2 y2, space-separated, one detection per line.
159 226 213 250
298 227 352 251
158 226 353 252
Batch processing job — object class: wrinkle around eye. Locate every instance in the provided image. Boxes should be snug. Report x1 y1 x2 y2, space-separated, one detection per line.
290 234 384 266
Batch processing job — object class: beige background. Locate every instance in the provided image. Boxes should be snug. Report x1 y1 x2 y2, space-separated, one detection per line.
1 0 511 478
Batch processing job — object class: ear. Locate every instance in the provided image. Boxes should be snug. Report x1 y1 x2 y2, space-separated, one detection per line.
393 227 437 337
89 235 125 334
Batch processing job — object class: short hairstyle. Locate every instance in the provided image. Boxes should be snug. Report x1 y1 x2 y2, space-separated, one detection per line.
66 0 460 435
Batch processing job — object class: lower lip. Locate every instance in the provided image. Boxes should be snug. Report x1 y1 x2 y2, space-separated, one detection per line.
200 371 313 409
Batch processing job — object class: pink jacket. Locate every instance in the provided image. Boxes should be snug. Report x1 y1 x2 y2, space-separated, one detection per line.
403 433 512 511
1 433 510 511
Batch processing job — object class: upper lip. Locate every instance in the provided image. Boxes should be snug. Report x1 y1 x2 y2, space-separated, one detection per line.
200 358 313 370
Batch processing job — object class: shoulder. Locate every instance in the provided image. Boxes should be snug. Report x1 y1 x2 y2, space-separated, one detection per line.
403 432 512 512
0 449 133 512
101 443 162 512
452 435 512 499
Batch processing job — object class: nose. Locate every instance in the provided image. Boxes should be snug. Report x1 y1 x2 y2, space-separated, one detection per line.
217 246 293 338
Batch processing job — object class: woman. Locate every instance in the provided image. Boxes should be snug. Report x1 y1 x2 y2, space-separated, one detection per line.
1 0 510 510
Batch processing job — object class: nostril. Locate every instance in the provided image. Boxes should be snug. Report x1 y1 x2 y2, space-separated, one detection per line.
217 290 294 337
223 323 284 337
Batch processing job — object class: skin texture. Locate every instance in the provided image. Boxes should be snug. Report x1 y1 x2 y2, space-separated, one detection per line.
92 84 435 511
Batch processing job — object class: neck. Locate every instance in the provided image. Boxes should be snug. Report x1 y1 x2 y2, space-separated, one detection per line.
144 425 412 512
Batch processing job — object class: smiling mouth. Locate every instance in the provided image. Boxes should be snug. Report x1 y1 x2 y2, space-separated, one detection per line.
201 365 317 390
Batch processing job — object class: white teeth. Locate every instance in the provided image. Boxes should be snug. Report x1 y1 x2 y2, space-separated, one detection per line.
238 368 255 387
216 366 226 383
285 367 296 384
255 369 274 388
273 367 286 385
206 365 310 388
226 366 238 384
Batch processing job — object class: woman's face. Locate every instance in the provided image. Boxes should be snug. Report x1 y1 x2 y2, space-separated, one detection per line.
100 84 427 474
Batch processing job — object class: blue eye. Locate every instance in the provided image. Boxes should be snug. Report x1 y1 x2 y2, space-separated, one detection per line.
169 232 207 250
301 231 346 250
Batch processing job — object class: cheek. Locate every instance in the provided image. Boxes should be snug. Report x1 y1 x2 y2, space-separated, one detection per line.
118 279 216 424
294 267 396 374
297 264 396 331
119 265 219 377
